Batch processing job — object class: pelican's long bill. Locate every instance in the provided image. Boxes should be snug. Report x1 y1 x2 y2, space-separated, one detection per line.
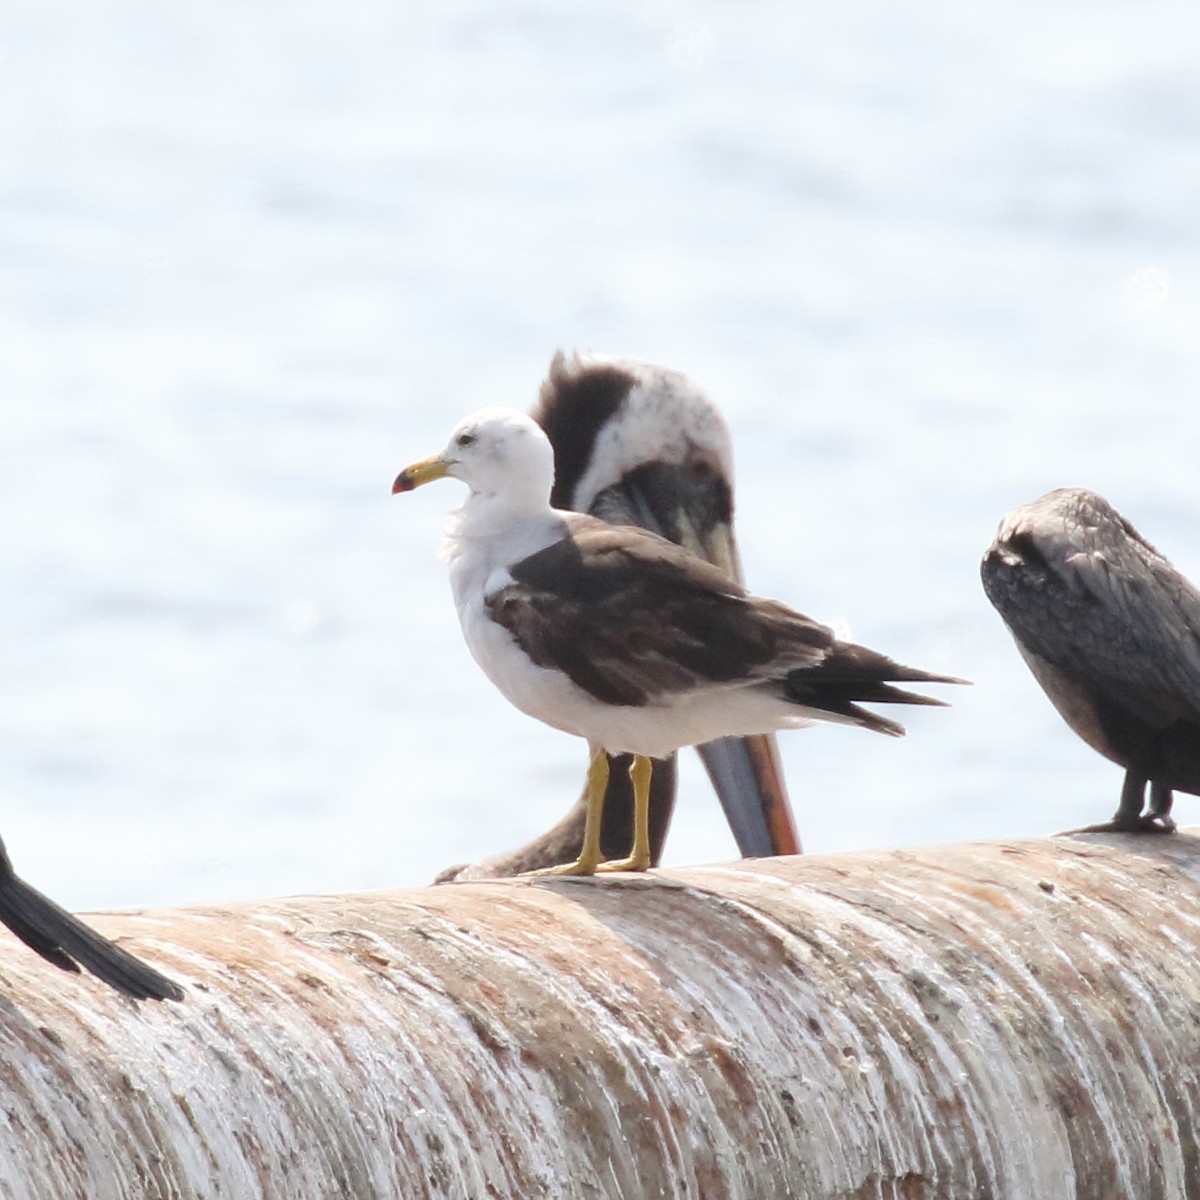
587 460 801 857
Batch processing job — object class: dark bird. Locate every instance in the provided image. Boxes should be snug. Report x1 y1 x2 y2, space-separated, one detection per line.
982 486 1200 833
0 835 183 1000
440 351 800 880
394 405 962 877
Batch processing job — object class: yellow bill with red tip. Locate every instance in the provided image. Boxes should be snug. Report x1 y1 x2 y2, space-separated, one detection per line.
392 455 450 494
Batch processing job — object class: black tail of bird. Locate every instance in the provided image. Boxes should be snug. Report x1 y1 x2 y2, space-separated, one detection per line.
0 843 183 1002
785 644 966 736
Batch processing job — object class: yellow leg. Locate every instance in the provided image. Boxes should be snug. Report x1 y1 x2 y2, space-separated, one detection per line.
528 752 609 877
596 754 653 872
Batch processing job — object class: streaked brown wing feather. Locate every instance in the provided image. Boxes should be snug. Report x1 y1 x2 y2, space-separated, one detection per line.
487 520 831 706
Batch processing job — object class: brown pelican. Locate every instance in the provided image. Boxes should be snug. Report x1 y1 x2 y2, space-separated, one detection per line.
0 834 182 1000
440 352 800 879
394 407 962 876
982 486 1200 833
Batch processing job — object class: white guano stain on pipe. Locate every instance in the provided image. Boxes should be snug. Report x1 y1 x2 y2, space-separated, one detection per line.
0 831 1198 1197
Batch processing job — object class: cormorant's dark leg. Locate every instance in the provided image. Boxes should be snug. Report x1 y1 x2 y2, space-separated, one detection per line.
1146 781 1177 833
1073 769 1146 833
1111 769 1149 829
1074 770 1174 834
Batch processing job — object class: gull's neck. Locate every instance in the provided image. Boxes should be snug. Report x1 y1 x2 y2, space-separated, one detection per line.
442 485 565 578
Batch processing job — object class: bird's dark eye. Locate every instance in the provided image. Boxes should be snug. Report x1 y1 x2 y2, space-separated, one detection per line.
456 432 476 447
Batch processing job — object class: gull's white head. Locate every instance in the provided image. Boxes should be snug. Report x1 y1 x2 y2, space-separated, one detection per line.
393 407 555 510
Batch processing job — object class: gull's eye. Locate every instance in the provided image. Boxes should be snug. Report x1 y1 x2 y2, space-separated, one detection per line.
456 432 476 448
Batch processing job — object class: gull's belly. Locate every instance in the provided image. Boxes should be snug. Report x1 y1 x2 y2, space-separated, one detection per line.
458 593 597 740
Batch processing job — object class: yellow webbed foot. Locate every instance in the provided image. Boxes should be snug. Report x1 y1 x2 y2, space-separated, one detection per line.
594 850 652 874
526 853 604 878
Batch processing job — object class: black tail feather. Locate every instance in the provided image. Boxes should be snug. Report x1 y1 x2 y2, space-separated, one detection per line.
783 644 967 736
0 845 183 1002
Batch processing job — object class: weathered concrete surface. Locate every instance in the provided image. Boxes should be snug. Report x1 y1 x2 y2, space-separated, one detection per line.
1 830 1199 1199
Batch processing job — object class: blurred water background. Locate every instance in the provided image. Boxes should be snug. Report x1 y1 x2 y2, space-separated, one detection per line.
1 1 1198 909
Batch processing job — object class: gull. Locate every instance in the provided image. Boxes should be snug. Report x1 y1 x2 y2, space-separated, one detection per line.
395 407 962 876
440 350 798 880
982 486 1200 833
0 833 182 1000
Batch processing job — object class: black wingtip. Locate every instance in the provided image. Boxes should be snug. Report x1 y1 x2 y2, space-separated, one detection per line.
848 706 907 737
867 683 956 707
782 645 967 737
874 665 971 688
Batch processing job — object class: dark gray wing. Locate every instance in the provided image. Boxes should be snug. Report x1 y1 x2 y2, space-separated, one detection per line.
982 488 1200 724
489 519 958 733
487 520 832 707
